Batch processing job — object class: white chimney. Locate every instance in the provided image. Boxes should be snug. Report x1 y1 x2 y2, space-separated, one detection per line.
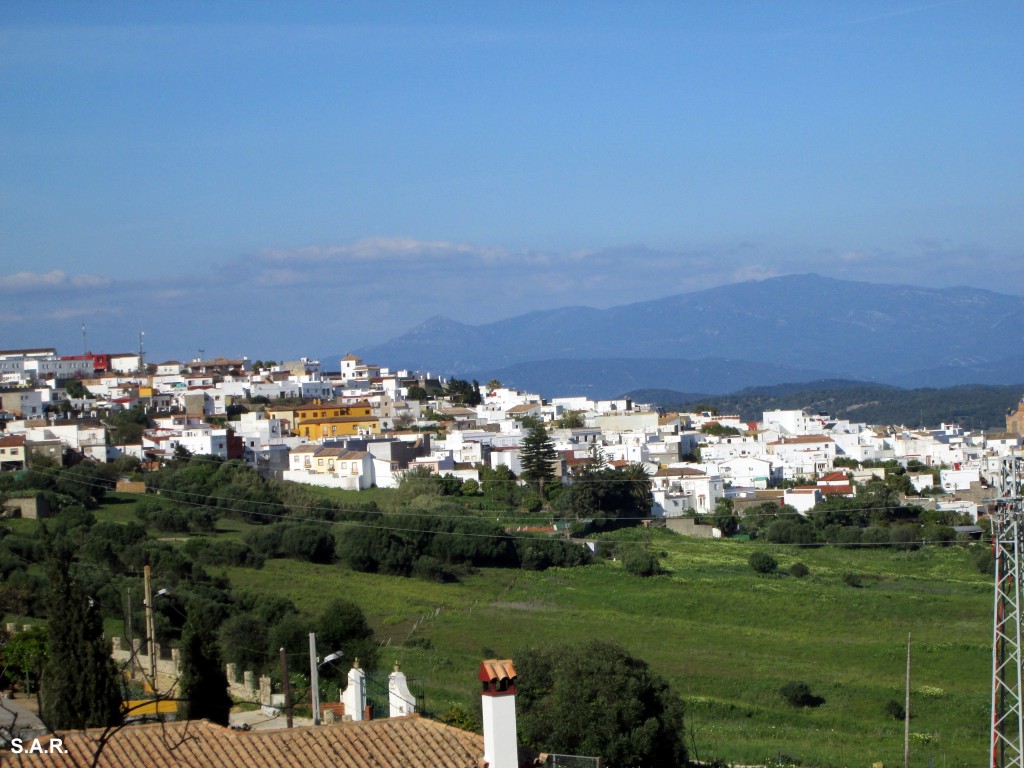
480 659 518 768
341 658 366 721
389 661 416 717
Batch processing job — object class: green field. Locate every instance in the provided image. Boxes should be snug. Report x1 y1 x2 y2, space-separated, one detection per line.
224 528 989 767
8 495 993 766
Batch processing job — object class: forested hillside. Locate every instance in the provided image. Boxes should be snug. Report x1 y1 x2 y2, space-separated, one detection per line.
629 381 1024 429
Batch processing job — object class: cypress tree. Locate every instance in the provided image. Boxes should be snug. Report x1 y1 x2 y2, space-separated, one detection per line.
520 425 558 496
178 611 232 725
39 544 124 730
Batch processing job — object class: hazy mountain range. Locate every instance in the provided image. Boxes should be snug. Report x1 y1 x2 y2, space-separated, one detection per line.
350 274 1024 398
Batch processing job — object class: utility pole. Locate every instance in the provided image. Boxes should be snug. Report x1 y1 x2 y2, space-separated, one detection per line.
144 564 157 690
280 647 293 728
905 633 911 768
309 633 321 725
126 587 134 676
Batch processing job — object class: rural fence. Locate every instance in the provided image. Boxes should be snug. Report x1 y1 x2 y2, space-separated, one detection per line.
547 754 602 768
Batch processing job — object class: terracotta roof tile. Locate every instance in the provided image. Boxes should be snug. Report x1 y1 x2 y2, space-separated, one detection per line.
7 716 485 768
479 659 517 684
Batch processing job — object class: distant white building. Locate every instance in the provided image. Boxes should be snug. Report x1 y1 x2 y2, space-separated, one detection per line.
651 466 723 516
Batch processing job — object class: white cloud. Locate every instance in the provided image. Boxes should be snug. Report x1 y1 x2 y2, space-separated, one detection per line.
730 264 778 283
258 236 504 265
46 306 123 320
71 274 113 288
253 268 312 286
0 270 68 289
0 269 111 291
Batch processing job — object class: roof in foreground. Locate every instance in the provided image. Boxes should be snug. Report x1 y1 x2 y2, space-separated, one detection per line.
7 716 487 768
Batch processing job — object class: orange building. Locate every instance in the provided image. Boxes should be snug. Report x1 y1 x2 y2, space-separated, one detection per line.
292 400 378 439
295 415 380 440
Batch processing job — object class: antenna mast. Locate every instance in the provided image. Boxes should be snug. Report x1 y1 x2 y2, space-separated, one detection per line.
992 456 1024 767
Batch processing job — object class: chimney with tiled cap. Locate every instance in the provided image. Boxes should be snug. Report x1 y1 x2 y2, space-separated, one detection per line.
480 658 518 768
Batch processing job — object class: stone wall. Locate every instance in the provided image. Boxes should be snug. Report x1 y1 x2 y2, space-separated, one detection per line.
111 636 269 704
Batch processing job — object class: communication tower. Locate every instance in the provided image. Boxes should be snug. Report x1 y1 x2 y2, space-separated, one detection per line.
992 456 1024 767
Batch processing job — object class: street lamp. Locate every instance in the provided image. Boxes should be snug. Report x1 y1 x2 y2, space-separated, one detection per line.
310 638 343 726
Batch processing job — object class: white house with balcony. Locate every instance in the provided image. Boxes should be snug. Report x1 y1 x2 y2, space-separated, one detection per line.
651 466 724 516
283 446 373 490
713 456 779 489
766 435 836 480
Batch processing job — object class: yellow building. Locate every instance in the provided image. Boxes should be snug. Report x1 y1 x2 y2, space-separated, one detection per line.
295 415 380 440
292 400 376 438
293 403 346 421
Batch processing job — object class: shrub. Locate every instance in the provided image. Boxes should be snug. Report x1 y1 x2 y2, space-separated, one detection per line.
835 526 863 548
885 699 906 720
280 524 335 563
862 526 891 548
972 546 995 575
765 519 818 545
780 680 822 708
922 523 956 546
748 551 778 575
789 562 809 579
412 555 457 583
890 524 922 551
622 548 662 577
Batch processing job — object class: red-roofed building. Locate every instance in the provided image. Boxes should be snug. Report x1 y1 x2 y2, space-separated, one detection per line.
817 470 855 498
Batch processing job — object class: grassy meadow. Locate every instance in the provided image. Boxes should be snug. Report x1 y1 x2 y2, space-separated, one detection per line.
18 493 993 766
225 528 989 767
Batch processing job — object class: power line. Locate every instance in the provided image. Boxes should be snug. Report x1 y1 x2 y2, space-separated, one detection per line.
18 462 977 527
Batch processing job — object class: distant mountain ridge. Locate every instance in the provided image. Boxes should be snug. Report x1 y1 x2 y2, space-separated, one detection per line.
350 274 1024 392
456 357 840 398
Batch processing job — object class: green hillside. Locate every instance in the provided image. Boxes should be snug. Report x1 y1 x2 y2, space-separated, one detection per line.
631 381 1024 430
219 528 991 766
2 467 993 767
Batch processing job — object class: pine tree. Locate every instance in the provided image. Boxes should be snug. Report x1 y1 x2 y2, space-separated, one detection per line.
520 425 558 496
178 611 232 725
40 544 124 730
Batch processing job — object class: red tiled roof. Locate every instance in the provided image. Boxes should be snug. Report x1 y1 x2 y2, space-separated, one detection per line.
818 471 848 482
655 467 706 478
0 435 26 446
479 659 517 685
820 484 854 496
7 716 486 768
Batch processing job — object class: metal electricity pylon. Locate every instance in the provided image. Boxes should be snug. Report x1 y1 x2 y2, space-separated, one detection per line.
992 456 1024 768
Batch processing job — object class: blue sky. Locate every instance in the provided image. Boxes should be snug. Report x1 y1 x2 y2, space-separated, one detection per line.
1 1 1022 363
